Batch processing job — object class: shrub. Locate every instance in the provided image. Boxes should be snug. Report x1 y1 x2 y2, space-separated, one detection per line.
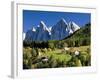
32 48 38 57
79 51 91 66
67 61 76 67
48 42 55 50
75 59 82 67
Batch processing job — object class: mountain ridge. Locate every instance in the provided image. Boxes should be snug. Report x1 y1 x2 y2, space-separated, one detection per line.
24 18 80 42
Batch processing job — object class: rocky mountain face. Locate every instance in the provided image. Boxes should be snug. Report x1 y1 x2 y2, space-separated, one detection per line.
24 18 80 41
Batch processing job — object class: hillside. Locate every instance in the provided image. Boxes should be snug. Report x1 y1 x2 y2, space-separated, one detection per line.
63 23 91 47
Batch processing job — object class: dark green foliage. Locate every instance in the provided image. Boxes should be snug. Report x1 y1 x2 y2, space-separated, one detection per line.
48 42 55 50
48 55 58 68
63 23 91 47
23 48 39 69
36 62 49 68
67 55 78 67
23 41 49 48
79 50 91 66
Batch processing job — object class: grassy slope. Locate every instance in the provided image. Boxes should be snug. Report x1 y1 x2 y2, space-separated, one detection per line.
69 46 90 52
63 23 91 46
65 23 90 40
41 48 72 62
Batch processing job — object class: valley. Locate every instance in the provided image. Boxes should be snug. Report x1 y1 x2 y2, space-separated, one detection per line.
23 45 90 69
23 19 91 69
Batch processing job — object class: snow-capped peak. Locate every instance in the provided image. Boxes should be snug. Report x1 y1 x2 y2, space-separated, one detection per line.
25 19 81 41
69 21 80 32
61 18 67 24
40 21 48 30
60 18 68 25
40 21 45 25
69 29 73 34
40 21 46 27
48 27 52 31
32 27 36 32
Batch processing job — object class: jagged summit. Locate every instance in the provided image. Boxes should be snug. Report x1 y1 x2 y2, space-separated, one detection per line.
56 18 68 27
60 18 67 24
32 27 36 32
24 18 80 41
40 21 46 28
40 21 46 27
39 21 50 31
69 21 80 32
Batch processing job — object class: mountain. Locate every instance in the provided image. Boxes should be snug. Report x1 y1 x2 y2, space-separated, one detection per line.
68 21 80 33
25 27 36 42
51 18 69 40
63 23 91 47
24 18 80 42
35 21 51 41
51 19 80 40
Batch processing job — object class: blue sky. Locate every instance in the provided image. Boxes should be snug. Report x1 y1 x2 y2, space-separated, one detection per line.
23 10 91 33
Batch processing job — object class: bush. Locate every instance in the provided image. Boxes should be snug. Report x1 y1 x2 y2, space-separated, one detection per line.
32 48 38 57
67 61 76 67
48 55 57 68
48 42 55 50
36 61 49 68
79 51 91 66
75 59 82 67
